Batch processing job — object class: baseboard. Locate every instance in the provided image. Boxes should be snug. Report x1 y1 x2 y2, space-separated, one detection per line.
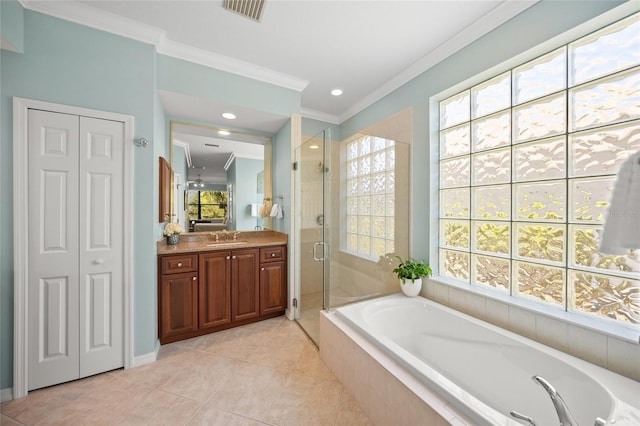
1 387 13 403
132 339 159 368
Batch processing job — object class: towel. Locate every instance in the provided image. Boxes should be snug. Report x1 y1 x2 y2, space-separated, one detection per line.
260 203 270 217
598 151 640 254
269 203 283 219
250 203 260 217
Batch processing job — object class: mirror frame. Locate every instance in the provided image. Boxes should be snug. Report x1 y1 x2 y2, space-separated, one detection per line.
169 120 273 230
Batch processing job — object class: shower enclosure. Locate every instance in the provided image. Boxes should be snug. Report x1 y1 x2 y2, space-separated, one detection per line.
294 110 412 345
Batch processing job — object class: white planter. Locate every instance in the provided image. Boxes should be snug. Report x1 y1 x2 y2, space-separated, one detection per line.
400 277 422 297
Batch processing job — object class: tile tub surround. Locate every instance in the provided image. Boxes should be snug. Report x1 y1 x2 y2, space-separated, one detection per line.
319 311 470 426
1 317 371 426
157 229 288 255
424 280 640 382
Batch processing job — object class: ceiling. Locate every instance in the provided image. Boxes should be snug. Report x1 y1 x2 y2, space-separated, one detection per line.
24 0 537 130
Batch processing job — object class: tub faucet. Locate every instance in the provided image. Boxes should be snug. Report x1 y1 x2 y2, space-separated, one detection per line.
532 375 577 426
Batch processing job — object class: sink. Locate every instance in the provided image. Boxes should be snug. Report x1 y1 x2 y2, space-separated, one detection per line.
206 241 248 247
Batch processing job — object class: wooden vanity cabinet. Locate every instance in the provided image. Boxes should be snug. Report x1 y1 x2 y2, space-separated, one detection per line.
199 251 231 329
159 244 287 344
159 254 198 340
260 246 287 315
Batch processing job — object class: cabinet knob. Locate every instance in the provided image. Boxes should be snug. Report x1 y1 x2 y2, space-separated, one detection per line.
177 262 183 267
271 253 276 257
232 255 237 259
192 276 197 281
226 256 230 260
261 267 265 271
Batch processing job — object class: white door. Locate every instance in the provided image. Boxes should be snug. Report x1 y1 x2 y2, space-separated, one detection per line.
28 110 124 390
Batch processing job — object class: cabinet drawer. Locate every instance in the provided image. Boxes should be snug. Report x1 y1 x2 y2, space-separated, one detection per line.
161 254 197 274
260 246 286 263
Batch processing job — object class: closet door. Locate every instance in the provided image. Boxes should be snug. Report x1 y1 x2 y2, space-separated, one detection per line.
78 117 124 377
27 110 124 390
28 110 81 389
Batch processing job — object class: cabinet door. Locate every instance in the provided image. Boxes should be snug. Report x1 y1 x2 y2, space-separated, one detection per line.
199 252 231 329
231 249 260 322
260 261 287 315
160 272 198 339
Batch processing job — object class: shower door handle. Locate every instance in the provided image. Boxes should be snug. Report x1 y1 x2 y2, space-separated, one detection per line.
312 242 325 261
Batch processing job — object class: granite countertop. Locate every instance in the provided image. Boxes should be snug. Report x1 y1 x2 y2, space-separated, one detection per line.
157 229 288 255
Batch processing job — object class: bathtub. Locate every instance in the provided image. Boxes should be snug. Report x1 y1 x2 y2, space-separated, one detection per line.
322 294 640 426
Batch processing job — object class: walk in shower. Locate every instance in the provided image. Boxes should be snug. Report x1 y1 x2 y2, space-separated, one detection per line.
294 110 412 345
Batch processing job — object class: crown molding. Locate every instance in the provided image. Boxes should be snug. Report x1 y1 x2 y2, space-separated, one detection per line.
338 0 539 123
19 0 309 92
300 107 340 125
172 140 192 168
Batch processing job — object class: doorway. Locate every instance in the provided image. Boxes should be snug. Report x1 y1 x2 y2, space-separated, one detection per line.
294 129 331 345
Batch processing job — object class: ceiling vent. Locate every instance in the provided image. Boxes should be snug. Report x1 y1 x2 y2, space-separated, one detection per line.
224 0 265 22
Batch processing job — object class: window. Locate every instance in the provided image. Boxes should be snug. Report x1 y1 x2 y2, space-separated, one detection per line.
437 13 640 326
345 136 395 260
187 190 228 220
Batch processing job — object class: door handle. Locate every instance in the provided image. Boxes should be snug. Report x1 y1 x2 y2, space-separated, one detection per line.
312 242 325 261
92 258 104 265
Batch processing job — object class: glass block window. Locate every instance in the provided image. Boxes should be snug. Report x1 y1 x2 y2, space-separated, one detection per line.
345 136 395 259
438 13 640 325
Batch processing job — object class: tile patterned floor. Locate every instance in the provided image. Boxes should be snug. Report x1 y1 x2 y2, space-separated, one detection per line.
1 317 372 426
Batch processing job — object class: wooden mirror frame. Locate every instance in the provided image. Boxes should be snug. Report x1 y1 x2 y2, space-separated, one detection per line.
159 156 172 222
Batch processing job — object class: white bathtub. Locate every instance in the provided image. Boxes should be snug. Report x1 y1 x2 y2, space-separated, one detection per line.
329 294 640 426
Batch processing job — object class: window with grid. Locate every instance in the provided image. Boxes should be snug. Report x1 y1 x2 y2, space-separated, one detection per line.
438 13 640 326
345 136 396 260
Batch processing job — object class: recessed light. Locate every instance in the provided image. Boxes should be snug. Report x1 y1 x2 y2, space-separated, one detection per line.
309 144 319 150
218 130 230 136
222 112 236 120
331 88 343 96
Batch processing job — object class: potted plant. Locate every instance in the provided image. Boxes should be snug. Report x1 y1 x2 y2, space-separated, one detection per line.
392 256 432 297
164 222 184 245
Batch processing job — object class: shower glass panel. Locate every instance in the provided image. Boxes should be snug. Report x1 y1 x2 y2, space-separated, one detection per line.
295 129 331 345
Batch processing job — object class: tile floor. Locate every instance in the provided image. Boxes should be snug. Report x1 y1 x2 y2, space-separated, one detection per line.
1 317 372 426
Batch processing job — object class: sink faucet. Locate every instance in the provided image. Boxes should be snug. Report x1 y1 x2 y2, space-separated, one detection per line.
532 375 577 426
211 232 219 242
232 231 241 240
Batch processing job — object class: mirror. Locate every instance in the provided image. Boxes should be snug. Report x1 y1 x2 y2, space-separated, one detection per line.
170 120 273 233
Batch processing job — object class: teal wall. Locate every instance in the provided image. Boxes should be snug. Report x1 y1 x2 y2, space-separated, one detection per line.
0 9 157 390
1 0 24 53
228 157 264 231
0 6 299 392
272 120 292 233
340 0 626 263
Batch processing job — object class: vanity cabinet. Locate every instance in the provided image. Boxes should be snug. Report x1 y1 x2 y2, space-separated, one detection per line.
159 255 198 340
260 246 287 315
158 244 287 344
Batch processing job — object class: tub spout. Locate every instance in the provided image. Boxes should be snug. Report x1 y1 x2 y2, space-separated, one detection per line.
532 375 578 426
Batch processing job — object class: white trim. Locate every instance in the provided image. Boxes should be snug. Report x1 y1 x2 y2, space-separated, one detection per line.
172 140 192 168
338 0 540 123
1 388 13 403
12 97 135 398
132 340 160 368
300 107 340 126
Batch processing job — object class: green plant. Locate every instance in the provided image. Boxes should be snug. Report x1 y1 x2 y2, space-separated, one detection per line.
393 256 432 284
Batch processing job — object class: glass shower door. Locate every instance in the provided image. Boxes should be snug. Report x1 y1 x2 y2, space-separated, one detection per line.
294 129 330 345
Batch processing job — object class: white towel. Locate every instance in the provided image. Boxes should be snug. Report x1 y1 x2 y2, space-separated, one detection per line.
599 151 640 254
270 204 279 217
250 203 260 217
276 204 283 219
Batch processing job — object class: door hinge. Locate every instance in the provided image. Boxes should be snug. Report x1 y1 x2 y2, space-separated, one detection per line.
293 297 298 308
292 161 298 171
